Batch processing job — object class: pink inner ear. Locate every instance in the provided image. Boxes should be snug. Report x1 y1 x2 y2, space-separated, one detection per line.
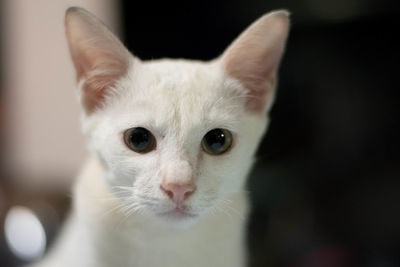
74 49 129 114
221 11 289 114
80 74 112 115
65 8 130 114
224 54 278 113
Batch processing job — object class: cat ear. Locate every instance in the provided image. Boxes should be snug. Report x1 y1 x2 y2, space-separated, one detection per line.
221 10 290 113
65 7 132 114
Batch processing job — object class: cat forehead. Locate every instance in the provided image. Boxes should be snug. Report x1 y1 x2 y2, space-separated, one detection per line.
138 59 228 95
109 59 245 133
119 60 241 120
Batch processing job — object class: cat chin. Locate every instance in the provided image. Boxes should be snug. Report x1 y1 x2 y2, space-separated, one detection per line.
149 209 202 229
154 215 199 229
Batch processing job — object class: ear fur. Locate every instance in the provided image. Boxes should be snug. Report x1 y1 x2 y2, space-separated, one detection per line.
65 7 131 114
221 10 290 113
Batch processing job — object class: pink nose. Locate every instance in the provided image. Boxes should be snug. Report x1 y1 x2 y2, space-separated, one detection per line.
160 182 196 204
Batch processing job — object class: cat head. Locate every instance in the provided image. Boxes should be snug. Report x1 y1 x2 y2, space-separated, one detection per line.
65 7 289 227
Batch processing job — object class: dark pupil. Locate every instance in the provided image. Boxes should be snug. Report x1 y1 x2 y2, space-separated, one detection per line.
205 129 226 151
129 128 150 151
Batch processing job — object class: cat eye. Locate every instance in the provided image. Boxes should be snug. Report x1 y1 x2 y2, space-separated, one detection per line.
123 127 156 153
201 128 233 155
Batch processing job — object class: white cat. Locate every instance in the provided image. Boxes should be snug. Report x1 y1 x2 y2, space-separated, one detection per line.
34 7 289 267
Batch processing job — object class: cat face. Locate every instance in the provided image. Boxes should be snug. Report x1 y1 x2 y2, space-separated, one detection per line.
65 7 289 226
84 59 266 225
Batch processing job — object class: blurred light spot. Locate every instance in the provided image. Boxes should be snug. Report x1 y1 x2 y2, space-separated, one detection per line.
305 0 365 21
4 206 46 261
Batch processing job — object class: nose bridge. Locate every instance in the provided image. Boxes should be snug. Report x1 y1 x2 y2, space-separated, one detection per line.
164 157 193 184
161 128 195 184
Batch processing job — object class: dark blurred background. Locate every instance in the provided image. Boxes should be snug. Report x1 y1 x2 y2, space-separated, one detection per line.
1 0 400 266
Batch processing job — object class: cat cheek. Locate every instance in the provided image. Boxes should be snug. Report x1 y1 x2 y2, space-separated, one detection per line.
95 152 109 170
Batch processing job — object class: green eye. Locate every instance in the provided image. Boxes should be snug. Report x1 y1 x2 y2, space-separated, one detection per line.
201 128 233 155
123 127 156 153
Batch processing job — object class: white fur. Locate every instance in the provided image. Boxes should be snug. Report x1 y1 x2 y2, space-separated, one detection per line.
33 8 289 267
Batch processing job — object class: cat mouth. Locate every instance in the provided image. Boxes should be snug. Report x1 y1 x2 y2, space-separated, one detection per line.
157 207 197 219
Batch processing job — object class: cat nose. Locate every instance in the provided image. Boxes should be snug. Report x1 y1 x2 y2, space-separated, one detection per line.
160 182 196 204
